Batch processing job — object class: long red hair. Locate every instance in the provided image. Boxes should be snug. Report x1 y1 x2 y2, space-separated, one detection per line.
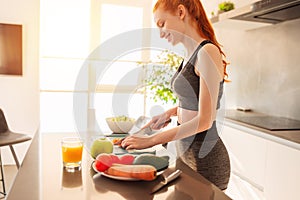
153 0 229 81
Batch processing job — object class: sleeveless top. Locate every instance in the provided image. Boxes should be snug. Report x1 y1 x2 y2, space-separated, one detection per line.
171 41 230 190
170 40 224 111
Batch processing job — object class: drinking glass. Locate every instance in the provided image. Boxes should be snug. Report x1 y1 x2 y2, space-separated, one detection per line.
61 137 83 172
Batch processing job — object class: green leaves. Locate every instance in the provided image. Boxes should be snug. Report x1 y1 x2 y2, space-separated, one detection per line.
218 1 235 12
139 50 183 105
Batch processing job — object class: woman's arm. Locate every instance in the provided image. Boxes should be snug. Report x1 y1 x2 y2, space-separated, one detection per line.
142 106 178 130
195 43 224 129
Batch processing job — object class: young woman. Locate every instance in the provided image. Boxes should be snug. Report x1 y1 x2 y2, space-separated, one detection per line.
122 0 230 190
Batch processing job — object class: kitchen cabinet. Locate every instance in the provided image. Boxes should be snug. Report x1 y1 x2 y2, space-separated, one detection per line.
209 0 271 31
264 141 300 200
220 120 300 199
220 125 267 191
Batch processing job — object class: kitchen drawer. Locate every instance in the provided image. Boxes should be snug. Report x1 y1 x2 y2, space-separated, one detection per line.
265 141 300 200
220 125 267 190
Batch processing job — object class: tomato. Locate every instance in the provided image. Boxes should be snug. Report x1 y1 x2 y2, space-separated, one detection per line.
95 159 109 172
119 154 135 165
95 153 120 172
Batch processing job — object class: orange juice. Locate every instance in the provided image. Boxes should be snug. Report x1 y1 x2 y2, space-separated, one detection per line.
62 145 83 163
61 137 83 171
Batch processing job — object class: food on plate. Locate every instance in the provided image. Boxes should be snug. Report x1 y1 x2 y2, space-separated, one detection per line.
109 115 135 122
106 116 135 133
106 164 157 181
95 153 120 172
90 138 113 159
119 154 135 165
94 153 135 172
133 154 170 171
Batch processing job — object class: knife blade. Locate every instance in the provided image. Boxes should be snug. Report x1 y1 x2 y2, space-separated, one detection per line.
150 169 182 194
131 118 172 136
117 118 172 148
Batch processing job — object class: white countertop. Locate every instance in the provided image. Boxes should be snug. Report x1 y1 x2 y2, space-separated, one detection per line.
219 110 300 151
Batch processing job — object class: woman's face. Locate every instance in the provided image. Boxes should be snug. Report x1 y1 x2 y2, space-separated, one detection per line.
154 7 185 46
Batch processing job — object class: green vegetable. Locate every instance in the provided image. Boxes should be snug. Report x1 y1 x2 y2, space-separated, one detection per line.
110 115 135 122
133 154 170 171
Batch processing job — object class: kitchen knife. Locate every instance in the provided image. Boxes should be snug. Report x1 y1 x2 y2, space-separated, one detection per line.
150 169 182 194
131 118 172 136
116 118 172 147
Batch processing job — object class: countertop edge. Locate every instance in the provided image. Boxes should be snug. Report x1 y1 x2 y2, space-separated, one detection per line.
221 119 300 151
6 131 40 200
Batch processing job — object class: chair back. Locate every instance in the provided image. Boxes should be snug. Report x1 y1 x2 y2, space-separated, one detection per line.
0 109 9 133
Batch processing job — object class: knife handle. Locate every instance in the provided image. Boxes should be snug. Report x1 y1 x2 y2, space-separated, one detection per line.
150 118 172 130
165 169 182 183
158 118 172 127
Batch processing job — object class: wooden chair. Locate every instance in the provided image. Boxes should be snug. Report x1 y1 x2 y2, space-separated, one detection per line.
0 108 31 196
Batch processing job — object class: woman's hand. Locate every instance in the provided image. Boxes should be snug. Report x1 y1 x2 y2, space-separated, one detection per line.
143 113 171 130
121 135 155 150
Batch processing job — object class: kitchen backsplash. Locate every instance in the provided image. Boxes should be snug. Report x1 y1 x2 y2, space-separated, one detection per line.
215 18 300 120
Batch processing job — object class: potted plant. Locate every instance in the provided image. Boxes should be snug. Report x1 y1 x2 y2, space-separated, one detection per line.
218 1 235 14
138 50 183 105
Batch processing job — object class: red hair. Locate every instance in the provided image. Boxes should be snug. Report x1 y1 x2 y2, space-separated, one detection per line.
153 0 229 81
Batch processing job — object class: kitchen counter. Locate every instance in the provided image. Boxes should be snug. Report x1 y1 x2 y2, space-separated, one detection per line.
6 132 232 200
222 110 300 150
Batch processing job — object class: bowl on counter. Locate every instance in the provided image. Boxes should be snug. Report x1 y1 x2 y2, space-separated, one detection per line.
106 116 135 133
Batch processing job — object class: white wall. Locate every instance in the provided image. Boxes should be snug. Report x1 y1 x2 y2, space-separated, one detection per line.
203 1 300 120
0 0 40 164
217 19 300 119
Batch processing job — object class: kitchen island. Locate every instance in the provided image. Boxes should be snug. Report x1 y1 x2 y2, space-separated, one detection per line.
6 132 232 200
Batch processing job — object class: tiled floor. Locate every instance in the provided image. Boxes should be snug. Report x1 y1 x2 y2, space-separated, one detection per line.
1 165 17 199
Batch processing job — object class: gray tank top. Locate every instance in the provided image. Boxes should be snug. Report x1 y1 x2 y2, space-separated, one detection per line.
171 40 224 111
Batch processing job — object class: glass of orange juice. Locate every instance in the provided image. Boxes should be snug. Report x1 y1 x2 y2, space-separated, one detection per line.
61 137 83 172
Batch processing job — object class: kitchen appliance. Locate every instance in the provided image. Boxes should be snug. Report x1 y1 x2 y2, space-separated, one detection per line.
225 110 300 131
232 0 300 24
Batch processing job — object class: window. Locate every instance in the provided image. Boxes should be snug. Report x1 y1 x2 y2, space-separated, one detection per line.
40 0 155 133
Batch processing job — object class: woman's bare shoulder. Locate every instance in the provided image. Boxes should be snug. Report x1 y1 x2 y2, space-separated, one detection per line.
196 43 223 79
198 42 221 58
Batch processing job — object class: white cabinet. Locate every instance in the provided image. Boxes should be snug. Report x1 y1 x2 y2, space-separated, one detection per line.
220 122 300 199
265 141 300 200
209 0 271 31
220 125 267 190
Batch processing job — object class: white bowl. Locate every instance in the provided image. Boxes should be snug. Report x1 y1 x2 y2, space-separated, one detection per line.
106 117 135 133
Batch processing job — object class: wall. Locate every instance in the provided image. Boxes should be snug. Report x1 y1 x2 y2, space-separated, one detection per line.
203 1 300 120
218 19 300 119
0 0 39 164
